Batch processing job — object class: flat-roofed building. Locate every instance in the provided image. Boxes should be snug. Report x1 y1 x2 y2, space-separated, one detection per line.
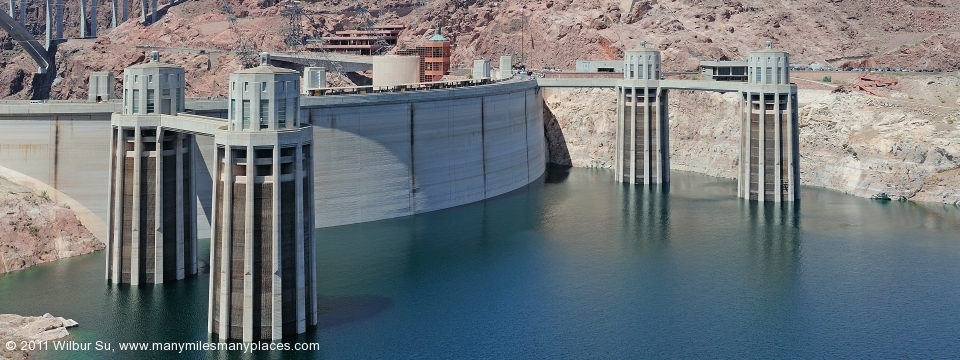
310 24 404 55
576 60 623 73
700 60 748 81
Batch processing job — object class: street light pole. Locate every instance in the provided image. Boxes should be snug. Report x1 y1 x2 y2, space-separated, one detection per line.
520 5 525 69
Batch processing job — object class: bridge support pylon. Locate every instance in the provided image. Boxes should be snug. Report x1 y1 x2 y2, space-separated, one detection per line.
737 43 800 202
106 52 197 284
90 0 97 37
616 42 669 185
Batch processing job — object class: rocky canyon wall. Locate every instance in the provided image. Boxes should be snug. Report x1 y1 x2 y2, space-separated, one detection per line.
542 74 960 205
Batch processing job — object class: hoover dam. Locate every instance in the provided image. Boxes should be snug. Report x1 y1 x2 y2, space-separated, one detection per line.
0 32 958 357
0 63 546 240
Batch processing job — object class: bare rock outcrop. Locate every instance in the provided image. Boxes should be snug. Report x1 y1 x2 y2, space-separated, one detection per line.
801 90 960 203
542 88 618 168
0 313 78 360
3 0 960 100
543 74 960 205
0 176 103 274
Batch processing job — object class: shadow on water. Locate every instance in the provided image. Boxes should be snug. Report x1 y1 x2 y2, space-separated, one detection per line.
316 295 394 330
544 164 571 184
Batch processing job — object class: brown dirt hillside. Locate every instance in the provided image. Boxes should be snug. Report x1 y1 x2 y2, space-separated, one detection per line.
1 0 959 99
0 0 957 205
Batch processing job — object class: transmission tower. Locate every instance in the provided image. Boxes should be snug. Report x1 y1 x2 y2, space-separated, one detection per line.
355 3 390 55
284 3 346 85
305 35 346 76
281 0 304 50
221 4 259 68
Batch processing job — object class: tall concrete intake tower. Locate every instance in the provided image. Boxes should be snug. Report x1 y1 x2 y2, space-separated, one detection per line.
740 41 800 202
106 51 317 341
616 41 669 185
607 41 799 202
208 53 317 341
106 51 197 285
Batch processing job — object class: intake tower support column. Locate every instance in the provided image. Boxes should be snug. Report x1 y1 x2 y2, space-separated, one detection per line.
739 42 800 202
208 53 316 342
106 52 195 284
615 42 669 185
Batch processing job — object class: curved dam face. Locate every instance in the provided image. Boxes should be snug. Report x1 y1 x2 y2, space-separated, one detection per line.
0 80 546 234
305 80 545 227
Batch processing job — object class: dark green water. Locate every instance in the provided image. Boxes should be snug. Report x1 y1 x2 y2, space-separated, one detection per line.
2 167 959 359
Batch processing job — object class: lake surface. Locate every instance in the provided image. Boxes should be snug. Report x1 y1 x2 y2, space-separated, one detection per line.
2 167 959 359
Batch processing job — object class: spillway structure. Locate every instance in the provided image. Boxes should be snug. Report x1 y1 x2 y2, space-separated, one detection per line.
106 51 196 285
207 53 316 342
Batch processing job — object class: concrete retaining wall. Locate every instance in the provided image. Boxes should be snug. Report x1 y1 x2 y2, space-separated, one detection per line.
0 80 545 234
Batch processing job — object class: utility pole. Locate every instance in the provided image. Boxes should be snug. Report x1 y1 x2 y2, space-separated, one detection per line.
520 5 524 68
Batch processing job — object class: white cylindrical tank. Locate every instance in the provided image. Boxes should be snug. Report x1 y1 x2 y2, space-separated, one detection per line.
473 59 491 79
373 55 421 86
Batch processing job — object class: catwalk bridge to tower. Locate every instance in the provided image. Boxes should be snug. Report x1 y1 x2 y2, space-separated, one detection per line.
537 41 801 202
105 52 317 342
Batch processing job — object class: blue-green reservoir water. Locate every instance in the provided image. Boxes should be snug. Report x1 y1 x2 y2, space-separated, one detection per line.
2 168 959 358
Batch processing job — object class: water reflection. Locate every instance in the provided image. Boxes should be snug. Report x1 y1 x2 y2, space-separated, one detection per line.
1 169 958 359
743 201 802 286
620 184 671 256
403 177 546 276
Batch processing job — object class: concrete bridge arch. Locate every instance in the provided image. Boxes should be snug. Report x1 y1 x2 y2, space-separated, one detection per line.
0 10 50 73
1 0 174 75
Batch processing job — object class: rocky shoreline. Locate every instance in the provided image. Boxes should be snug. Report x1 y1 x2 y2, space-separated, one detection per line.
0 313 77 360
0 176 103 274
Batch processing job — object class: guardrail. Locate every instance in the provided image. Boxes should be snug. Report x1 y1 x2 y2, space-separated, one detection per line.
0 99 122 104
304 77 502 96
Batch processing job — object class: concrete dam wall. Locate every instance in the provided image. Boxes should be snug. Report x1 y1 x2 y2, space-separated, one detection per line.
0 80 546 237
303 80 545 228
